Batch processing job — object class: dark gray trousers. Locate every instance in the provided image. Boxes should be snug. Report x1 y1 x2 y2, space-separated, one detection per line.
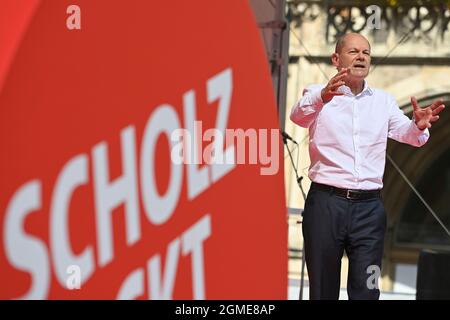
302 183 387 300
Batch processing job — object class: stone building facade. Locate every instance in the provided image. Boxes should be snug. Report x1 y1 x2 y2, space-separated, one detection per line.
284 0 450 293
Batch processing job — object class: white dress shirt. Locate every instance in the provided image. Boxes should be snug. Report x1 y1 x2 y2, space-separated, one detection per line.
290 81 429 190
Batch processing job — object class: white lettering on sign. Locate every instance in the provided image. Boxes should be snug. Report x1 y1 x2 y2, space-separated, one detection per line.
50 155 94 288
116 214 211 300
4 181 49 299
3 68 232 299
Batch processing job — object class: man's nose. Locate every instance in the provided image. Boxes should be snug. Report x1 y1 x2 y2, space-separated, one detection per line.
356 53 365 61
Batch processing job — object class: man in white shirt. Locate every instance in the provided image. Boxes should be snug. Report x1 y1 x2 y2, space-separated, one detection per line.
290 33 445 300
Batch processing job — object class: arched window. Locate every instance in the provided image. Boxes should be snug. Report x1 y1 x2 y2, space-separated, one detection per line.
395 148 450 247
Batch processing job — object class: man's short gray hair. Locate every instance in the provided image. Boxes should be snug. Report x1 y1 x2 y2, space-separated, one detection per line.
334 33 371 54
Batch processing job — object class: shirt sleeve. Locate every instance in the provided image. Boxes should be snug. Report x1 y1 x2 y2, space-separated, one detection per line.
387 95 430 147
290 84 325 128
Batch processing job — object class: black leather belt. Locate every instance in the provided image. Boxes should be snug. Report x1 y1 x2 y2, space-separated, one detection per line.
311 182 381 200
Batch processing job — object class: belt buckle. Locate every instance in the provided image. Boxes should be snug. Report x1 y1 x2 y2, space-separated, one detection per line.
346 189 358 200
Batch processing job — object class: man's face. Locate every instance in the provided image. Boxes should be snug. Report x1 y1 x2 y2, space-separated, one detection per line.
333 34 371 80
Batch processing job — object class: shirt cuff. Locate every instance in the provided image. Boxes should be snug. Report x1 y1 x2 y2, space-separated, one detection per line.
308 88 324 108
411 120 429 135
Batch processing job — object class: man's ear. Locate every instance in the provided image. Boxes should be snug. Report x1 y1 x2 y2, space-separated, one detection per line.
331 53 339 68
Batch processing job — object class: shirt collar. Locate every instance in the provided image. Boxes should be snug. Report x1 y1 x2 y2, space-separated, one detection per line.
339 80 373 97
361 80 373 96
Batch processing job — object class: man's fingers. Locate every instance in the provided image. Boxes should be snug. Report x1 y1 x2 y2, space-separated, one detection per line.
430 99 444 110
329 80 345 90
329 74 346 85
411 96 420 111
432 104 445 115
330 68 348 83
430 115 440 122
328 90 344 97
335 68 348 76
332 69 348 80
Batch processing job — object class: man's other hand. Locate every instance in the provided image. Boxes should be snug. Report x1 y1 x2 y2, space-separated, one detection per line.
321 68 348 103
411 96 445 130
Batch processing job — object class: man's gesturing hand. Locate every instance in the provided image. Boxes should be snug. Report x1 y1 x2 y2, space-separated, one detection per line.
411 96 445 130
321 68 348 103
